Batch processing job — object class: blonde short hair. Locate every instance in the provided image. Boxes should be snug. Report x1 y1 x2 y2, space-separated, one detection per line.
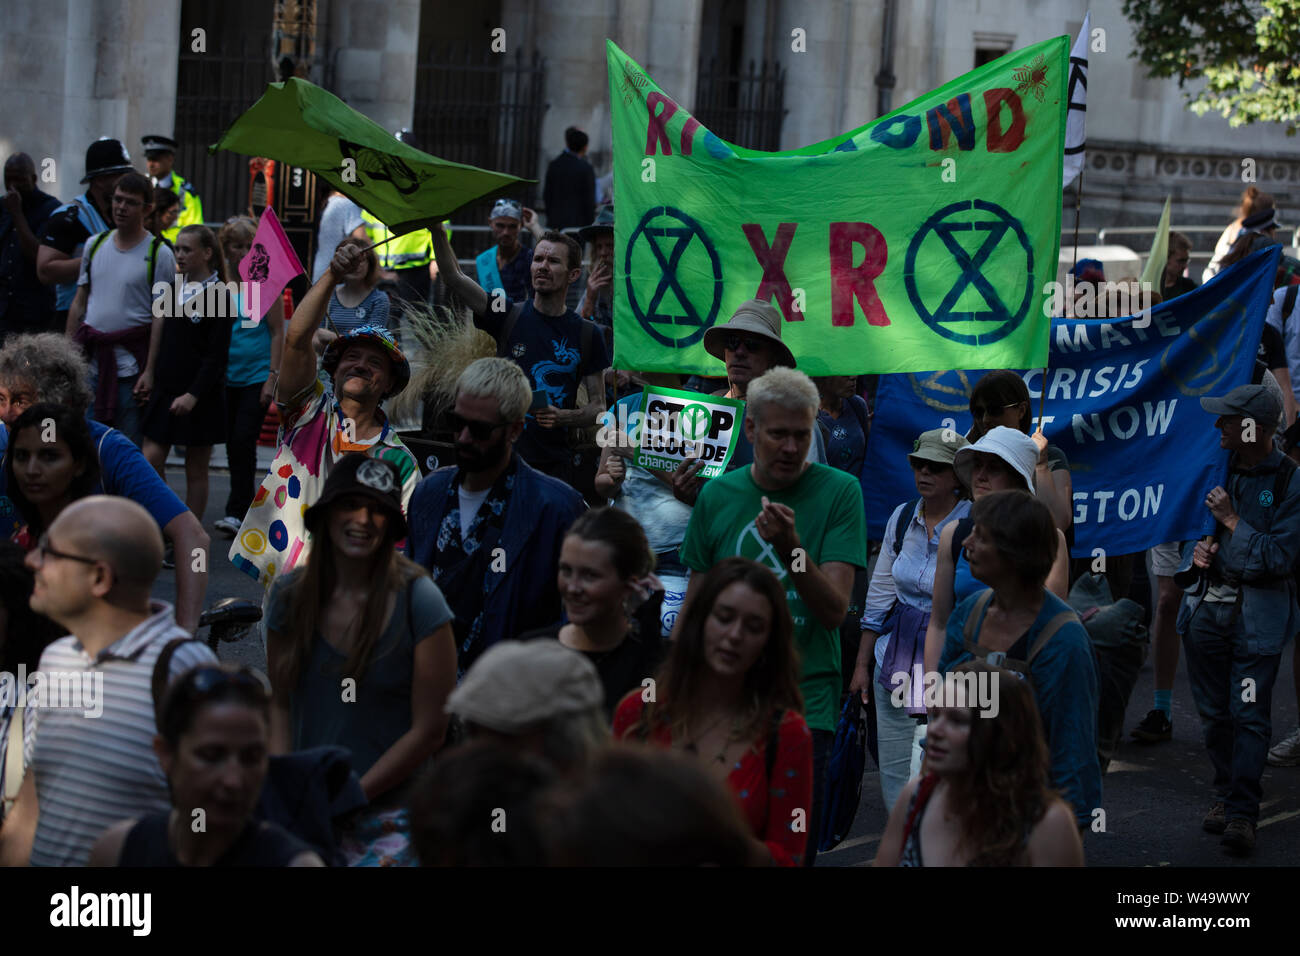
746 367 819 424
457 357 533 423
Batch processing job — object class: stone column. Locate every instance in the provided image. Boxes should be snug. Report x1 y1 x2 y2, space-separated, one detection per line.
0 0 180 203
522 0 704 197
323 0 420 135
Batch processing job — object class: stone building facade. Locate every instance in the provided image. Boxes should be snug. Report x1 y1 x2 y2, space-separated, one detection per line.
2 0 1294 242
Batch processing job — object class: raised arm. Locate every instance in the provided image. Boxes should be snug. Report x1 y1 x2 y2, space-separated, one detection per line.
431 225 489 315
278 243 362 401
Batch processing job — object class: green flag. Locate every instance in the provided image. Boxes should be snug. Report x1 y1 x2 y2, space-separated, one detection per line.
1139 196 1172 291
211 78 528 234
609 36 1068 375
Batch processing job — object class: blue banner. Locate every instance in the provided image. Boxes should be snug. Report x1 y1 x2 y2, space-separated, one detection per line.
864 245 1282 556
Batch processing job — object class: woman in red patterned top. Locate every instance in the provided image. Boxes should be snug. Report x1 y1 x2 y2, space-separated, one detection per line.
613 557 813 866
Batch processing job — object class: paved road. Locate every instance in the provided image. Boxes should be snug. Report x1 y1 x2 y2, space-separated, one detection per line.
149 468 268 674
150 467 1300 867
819 639 1300 867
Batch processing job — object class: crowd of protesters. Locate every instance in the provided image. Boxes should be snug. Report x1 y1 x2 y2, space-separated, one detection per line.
0 130 1297 870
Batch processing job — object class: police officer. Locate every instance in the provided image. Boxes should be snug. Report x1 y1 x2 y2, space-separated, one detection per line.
36 138 135 334
1176 383 1300 857
142 135 203 244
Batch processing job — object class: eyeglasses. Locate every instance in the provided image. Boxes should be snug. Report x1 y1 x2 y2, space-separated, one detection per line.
724 333 768 354
33 532 100 567
111 195 143 208
970 401 1021 420
442 410 510 441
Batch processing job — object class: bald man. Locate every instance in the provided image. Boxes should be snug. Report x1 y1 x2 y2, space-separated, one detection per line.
1 153 61 339
0 496 216 866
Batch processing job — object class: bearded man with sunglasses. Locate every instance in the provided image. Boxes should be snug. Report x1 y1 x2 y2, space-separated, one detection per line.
408 358 585 674
0 496 216 866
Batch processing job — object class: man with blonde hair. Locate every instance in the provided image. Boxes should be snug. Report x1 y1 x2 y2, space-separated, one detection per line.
678 366 866 866
408 358 585 674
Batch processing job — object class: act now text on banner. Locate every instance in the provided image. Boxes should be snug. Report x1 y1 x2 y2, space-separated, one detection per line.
862 246 1281 557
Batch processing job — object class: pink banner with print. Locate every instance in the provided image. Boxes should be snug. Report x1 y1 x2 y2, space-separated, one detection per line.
238 207 304 323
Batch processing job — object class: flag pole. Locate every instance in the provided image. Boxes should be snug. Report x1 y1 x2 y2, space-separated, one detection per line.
360 233 399 254
1040 165 1085 431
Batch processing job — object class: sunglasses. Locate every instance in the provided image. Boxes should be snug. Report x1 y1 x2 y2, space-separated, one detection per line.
442 410 510 441
970 401 1021 420
724 333 768 354
910 459 953 474
178 666 268 699
33 532 100 568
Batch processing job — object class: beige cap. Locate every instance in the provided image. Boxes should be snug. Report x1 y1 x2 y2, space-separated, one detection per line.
908 428 969 467
446 640 604 732
702 299 796 368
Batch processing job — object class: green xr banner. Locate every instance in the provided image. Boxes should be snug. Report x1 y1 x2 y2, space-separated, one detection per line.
607 36 1068 375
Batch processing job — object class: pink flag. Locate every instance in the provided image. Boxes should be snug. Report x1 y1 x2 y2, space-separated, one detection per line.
237 208 304 324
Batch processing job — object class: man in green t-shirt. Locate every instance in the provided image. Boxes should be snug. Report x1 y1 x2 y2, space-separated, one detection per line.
678 366 866 865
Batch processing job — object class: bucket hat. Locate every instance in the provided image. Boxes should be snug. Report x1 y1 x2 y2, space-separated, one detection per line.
702 299 796 368
303 453 407 539
321 324 411 399
953 426 1037 492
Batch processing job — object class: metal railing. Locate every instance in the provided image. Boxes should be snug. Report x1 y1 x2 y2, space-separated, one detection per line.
694 57 787 151
176 33 276 223
412 44 547 264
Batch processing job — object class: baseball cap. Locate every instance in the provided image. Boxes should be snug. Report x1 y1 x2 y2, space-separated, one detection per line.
446 640 604 732
1070 258 1105 282
1200 383 1282 424
489 199 522 222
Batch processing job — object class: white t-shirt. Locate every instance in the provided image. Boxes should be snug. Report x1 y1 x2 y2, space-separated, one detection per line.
78 231 175 377
458 485 491 539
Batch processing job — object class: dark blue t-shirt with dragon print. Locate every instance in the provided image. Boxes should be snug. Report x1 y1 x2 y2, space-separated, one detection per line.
475 299 611 466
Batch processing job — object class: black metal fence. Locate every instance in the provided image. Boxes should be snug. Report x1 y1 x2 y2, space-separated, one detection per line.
694 58 787 151
176 34 277 224
413 45 547 256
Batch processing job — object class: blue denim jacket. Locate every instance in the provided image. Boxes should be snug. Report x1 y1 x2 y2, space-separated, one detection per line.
1176 449 1300 655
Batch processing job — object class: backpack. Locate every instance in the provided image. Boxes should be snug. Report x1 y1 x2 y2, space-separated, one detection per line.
150 636 205 715
1282 285 1299 330
951 516 974 565
960 588 1078 688
892 498 921 558
84 229 164 298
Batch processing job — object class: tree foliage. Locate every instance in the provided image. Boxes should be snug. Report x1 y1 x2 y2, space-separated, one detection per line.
1121 0 1300 133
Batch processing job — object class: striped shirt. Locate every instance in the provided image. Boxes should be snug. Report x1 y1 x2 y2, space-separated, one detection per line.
325 287 390 337
28 603 216 867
